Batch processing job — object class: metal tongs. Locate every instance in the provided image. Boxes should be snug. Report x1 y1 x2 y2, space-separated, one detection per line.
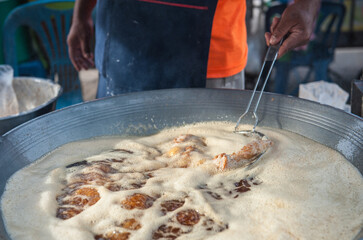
234 39 284 138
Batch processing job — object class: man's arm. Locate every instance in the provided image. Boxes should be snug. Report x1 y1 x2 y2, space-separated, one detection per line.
264 0 321 57
67 0 97 71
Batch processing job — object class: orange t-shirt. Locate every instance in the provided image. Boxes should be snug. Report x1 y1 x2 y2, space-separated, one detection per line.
207 0 248 79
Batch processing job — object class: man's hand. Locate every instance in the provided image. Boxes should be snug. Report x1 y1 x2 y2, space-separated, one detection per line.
67 0 97 71
67 18 94 71
264 0 320 58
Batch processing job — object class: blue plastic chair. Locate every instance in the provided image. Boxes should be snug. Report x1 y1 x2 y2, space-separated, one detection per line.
3 0 83 109
265 1 346 94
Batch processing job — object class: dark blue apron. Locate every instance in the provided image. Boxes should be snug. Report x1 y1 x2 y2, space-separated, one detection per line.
95 0 218 98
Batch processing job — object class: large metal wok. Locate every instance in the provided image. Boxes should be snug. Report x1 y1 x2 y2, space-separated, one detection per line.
0 89 362 240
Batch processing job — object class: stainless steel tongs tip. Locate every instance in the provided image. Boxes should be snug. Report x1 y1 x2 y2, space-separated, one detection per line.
234 38 284 135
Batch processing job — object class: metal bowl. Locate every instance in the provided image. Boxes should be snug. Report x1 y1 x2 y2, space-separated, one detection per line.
0 77 62 136
0 88 362 239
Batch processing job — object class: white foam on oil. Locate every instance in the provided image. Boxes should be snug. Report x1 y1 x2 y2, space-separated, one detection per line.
1 122 362 240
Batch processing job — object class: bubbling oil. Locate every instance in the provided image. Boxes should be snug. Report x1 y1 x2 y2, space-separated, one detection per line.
1 122 362 240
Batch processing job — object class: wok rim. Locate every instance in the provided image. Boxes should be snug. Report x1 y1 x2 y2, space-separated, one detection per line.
2 88 362 136
0 88 362 240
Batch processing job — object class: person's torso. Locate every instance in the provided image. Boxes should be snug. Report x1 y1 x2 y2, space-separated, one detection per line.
95 0 246 97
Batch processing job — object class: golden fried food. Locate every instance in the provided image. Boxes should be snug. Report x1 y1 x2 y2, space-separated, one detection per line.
173 134 193 143
176 209 200 226
167 146 182 157
121 193 155 210
152 224 187 240
232 139 273 160
56 187 100 220
95 231 130 240
120 218 142 230
56 207 83 220
214 139 273 170
160 200 185 214
74 187 100 206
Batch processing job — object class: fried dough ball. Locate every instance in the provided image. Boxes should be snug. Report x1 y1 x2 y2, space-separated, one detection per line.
152 224 186 240
173 134 206 146
62 187 100 207
75 187 100 206
121 218 142 230
160 200 185 214
232 139 273 160
214 139 273 170
173 134 193 143
176 209 200 226
95 231 130 240
56 187 100 220
94 163 118 174
121 193 154 210
167 147 182 157
56 207 83 220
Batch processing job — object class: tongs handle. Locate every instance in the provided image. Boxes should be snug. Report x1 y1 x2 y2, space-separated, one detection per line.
235 38 284 133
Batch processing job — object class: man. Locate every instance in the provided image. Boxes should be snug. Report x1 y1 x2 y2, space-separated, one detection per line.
67 0 320 98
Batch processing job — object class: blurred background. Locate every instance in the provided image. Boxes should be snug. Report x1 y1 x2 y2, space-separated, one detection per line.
244 0 363 97
0 0 362 111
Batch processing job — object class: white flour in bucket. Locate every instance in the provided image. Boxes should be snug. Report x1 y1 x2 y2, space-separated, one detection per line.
0 65 60 119
0 65 19 118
